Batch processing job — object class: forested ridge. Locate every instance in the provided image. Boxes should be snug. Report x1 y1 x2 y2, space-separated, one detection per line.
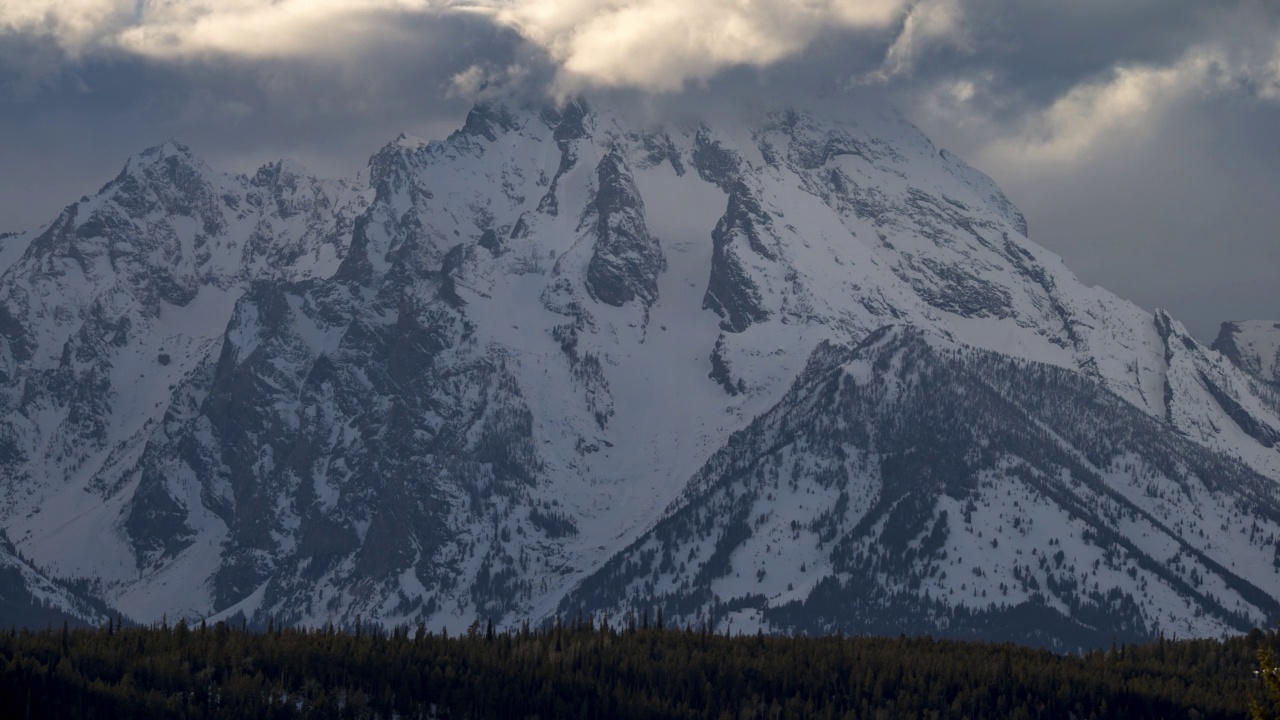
2 617 1277 719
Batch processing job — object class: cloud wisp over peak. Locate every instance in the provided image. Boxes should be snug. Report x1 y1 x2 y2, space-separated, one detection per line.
491 0 912 92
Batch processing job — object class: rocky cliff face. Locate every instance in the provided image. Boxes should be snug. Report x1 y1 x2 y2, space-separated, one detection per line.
1 99 1278 644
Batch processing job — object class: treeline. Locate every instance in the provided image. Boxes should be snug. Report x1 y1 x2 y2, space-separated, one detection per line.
1 616 1276 719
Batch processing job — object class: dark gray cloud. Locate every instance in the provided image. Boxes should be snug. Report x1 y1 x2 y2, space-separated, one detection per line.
935 0 1225 97
984 96 1280 341
885 0 1280 338
0 1 1276 337
0 10 533 229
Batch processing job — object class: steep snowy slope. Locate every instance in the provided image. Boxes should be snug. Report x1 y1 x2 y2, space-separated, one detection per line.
1 99 1277 647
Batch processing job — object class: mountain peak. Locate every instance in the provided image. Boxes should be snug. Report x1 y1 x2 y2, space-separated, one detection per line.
105 138 214 200
249 158 313 188
122 139 200 172
1154 308 1196 341
1213 320 1280 384
367 133 432 195
392 132 429 150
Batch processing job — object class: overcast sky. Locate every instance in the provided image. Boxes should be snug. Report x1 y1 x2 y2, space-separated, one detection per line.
1 0 1277 339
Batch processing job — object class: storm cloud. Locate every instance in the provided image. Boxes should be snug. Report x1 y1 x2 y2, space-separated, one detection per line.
1 0 1276 338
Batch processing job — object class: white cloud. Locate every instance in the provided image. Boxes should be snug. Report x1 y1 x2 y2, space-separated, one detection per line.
447 61 531 100
492 0 910 91
0 0 471 59
0 0 929 91
0 0 134 55
867 0 966 82
975 49 1235 171
448 64 490 99
913 6 1280 174
1258 37 1280 101
3 0 1273 113
133 0 468 59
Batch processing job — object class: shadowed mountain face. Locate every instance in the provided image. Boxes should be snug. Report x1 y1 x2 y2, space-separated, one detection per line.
0 530 114 629
1 99 1277 644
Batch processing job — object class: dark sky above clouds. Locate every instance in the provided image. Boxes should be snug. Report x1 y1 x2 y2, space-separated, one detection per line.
1 0 1276 339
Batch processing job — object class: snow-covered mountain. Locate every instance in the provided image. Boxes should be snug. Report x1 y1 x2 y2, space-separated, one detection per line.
2 98 1278 646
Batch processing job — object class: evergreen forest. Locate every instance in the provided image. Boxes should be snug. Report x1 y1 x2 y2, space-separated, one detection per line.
2 616 1279 719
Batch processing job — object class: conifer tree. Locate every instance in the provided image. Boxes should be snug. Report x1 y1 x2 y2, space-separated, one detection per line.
1255 645 1280 720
